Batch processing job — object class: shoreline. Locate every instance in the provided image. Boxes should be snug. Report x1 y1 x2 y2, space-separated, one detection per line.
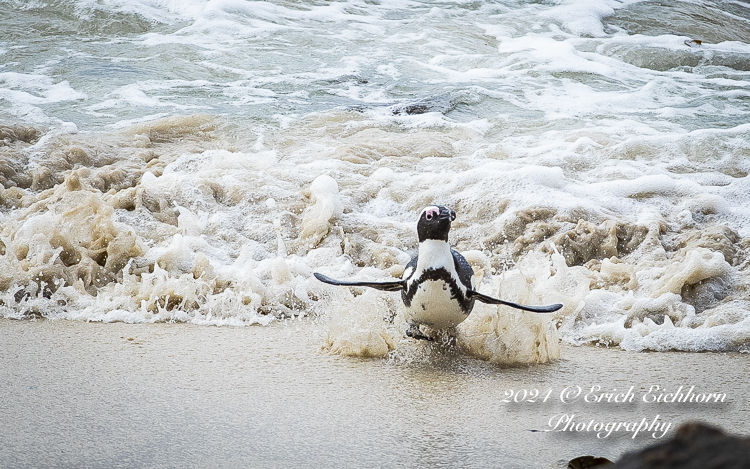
1 318 748 468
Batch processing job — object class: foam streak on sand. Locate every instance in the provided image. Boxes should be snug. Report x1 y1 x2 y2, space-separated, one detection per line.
1 0 750 362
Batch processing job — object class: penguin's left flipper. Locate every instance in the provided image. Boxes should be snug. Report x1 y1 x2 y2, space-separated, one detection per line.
468 290 563 313
314 273 405 292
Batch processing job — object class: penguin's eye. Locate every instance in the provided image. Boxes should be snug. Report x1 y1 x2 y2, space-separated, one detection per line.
425 212 433 221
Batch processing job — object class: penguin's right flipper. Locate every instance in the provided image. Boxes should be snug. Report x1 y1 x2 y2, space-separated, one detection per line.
314 273 405 292
469 290 563 313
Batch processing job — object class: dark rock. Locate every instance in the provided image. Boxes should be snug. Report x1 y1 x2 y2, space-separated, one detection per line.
610 422 750 469
568 455 613 468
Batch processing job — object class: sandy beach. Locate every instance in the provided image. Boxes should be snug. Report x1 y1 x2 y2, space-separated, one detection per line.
1 318 747 469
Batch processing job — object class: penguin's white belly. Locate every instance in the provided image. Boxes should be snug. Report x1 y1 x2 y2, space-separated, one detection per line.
403 279 468 329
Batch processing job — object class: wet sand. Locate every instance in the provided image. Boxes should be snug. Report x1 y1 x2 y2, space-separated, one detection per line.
1 318 748 469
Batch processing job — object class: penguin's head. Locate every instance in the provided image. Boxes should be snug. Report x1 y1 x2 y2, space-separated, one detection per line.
417 205 456 242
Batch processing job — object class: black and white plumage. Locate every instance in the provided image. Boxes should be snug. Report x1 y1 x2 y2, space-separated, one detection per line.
314 205 563 340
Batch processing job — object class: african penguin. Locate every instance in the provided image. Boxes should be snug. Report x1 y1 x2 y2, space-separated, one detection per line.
314 205 563 341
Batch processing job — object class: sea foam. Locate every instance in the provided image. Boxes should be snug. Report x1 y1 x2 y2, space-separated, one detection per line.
1 0 749 361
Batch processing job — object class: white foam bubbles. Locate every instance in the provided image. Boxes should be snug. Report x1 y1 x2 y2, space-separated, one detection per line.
299 175 343 248
0 72 85 123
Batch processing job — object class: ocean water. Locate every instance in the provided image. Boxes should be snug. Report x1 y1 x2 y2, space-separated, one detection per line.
1 0 749 360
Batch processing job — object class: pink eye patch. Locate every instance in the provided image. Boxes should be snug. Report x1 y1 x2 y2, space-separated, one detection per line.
423 206 440 221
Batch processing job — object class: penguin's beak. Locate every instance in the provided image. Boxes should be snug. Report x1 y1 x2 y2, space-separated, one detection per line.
439 210 456 221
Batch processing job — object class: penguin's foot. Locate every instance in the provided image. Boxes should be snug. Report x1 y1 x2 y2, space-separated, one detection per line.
406 324 434 341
